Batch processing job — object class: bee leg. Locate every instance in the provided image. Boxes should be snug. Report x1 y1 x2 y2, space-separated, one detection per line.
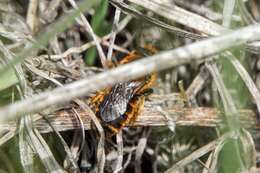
105 124 120 137
137 73 156 94
135 88 153 97
118 51 141 64
90 91 105 104
130 96 145 124
122 96 145 127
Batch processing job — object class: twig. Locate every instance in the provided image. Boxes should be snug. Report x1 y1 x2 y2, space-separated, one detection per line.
0 105 257 147
1 24 260 121
11 107 259 134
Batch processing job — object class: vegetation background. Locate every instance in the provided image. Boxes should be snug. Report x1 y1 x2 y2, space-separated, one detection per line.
0 0 260 173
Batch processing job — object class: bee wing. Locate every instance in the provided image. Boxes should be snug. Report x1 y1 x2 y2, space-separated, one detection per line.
99 82 140 122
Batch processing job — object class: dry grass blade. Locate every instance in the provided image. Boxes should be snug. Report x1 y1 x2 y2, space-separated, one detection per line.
174 0 240 22
237 0 257 24
107 0 122 61
222 0 235 27
41 0 62 23
127 0 260 53
114 131 123 173
164 132 235 173
27 128 64 173
225 52 260 114
205 62 238 118
207 138 226 173
68 0 108 69
202 152 213 173
205 61 249 170
156 106 175 132
75 100 105 173
110 0 204 39
24 61 63 87
42 116 80 172
19 116 34 173
64 130 81 170
239 129 257 171
185 66 210 106
26 0 38 33
0 0 99 75
135 129 150 173
0 130 16 146
128 0 226 35
26 106 257 134
2 0 259 172
1 24 260 122
33 15 131 61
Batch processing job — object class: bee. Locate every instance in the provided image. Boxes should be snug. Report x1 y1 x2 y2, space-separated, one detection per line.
90 45 157 135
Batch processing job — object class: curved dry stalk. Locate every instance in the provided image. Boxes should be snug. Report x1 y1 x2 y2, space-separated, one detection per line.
74 99 105 173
